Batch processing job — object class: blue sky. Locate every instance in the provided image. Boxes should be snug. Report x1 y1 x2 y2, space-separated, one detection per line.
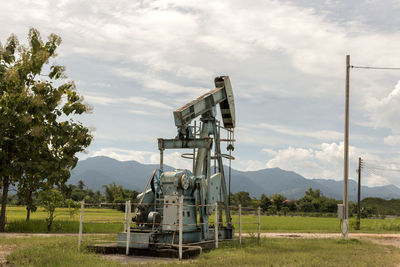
2 0 400 187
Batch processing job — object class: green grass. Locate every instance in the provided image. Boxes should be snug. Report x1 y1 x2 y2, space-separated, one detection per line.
3 236 122 267
171 238 400 267
5 206 125 221
6 206 400 233
231 215 341 233
4 236 400 267
5 206 125 233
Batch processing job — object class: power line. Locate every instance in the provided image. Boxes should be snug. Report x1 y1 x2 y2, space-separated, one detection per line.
365 166 400 173
351 65 400 70
364 159 400 166
362 160 400 173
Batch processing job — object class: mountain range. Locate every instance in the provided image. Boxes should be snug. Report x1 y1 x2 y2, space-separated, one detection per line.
69 156 400 201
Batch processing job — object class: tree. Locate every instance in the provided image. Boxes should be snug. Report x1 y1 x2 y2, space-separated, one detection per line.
297 188 338 213
232 191 252 207
260 194 271 212
77 180 85 190
0 29 92 231
39 188 64 232
298 188 322 212
270 193 287 212
16 175 40 221
103 182 139 210
64 198 80 219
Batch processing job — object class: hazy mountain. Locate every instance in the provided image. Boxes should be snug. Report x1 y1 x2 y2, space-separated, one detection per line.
69 156 400 201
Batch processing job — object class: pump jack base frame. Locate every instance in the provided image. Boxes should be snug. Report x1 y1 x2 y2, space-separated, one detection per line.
87 227 233 259
87 240 231 259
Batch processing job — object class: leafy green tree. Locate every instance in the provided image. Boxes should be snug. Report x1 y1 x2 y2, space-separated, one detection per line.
39 188 64 232
260 193 271 212
297 188 338 213
321 198 338 213
298 188 322 212
103 182 139 210
230 191 252 207
267 205 277 215
270 193 287 212
0 29 92 231
64 198 80 219
281 206 290 216
16 176 40 221
77 180 85 190
287 200 298 212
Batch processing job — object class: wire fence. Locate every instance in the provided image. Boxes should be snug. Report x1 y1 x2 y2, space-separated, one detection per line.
77 199 262 260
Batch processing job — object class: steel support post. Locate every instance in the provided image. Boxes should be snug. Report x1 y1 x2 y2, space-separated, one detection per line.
179 196 183 260
215 202 219 249
160 149 164 170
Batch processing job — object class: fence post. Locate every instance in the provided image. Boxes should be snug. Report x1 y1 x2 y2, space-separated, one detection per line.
215 202 218 249
124 200 128 232
78 200 84 251
126 200 131 256
258 206 261 243
179 196 183 260
239 204 242 244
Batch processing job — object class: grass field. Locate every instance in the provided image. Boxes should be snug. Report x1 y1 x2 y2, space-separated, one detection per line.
5 206 125 233
5 206 400 233
3 235 400 267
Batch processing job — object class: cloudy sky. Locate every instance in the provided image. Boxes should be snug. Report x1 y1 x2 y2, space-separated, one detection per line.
2 0 400 187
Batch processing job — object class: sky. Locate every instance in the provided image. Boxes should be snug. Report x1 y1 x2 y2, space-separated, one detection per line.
2 0 400 187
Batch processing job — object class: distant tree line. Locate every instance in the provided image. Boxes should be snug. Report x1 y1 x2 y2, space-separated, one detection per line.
8 180 139 212
229 188 338 215
229 188 396 217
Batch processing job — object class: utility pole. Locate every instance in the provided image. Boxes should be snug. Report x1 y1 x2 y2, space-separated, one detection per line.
343 55 350 239
356 157 362 230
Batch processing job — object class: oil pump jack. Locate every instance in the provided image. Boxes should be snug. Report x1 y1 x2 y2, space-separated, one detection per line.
117 76 236 250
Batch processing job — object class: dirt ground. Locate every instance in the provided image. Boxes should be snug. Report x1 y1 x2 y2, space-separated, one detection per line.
2 232 400 266
0 244 16 267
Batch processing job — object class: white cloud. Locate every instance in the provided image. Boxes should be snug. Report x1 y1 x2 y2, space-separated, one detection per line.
366 174 391 187
83 93 172 110
261 148 278 156
384 135 400 146
4 0 400 187
238 160 266 171
265 142 368 179
127 97 172 110
365 81 400 133
247 123 342 141
150 151 192 170
128 110 152 116
266 146 319 175
92 148 153 163
83 95 121 106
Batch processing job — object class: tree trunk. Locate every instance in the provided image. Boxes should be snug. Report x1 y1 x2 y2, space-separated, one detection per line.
26 208 31 221
47 210 54 232
0 176 10 232
26 191 32 221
